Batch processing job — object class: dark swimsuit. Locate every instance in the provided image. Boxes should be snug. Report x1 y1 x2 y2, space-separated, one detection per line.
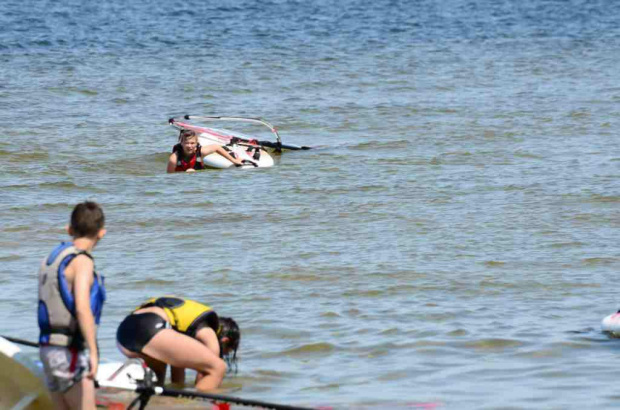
116 312 169 353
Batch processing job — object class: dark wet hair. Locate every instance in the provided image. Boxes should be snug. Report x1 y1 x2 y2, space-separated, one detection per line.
70 201 105 238
219 317 240 372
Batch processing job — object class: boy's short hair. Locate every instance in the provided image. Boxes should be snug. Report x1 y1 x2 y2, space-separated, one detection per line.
70 202 105 238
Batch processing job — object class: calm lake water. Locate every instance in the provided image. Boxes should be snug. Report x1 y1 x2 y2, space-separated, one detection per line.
1 0 619 408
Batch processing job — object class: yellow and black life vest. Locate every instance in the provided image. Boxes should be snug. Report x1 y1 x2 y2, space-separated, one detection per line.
137 296 219 338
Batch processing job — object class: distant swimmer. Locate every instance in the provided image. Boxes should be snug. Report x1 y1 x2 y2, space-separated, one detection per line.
116 296 240 391
37 201 107 410
167 129 247 173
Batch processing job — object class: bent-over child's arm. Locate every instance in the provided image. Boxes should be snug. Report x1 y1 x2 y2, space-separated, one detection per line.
171 366 185 385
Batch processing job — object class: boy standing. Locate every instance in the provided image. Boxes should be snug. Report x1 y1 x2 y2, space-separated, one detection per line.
38 201 107 409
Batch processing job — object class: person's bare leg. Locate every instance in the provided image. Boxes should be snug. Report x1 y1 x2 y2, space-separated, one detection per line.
141 329 226 391
63 377 96 410
50 392 69 410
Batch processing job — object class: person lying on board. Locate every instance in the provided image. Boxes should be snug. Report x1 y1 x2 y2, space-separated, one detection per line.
38 201 107 410
116 296 240 391
167 129 247 173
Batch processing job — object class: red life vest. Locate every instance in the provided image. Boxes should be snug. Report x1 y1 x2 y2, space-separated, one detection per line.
173 143 205 172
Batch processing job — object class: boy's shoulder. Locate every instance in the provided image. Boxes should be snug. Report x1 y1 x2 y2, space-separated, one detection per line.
64 252 95 284
68 252 94 269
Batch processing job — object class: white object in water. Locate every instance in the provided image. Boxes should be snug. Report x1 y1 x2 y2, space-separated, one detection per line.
601 311 620 335
97 359 157 390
